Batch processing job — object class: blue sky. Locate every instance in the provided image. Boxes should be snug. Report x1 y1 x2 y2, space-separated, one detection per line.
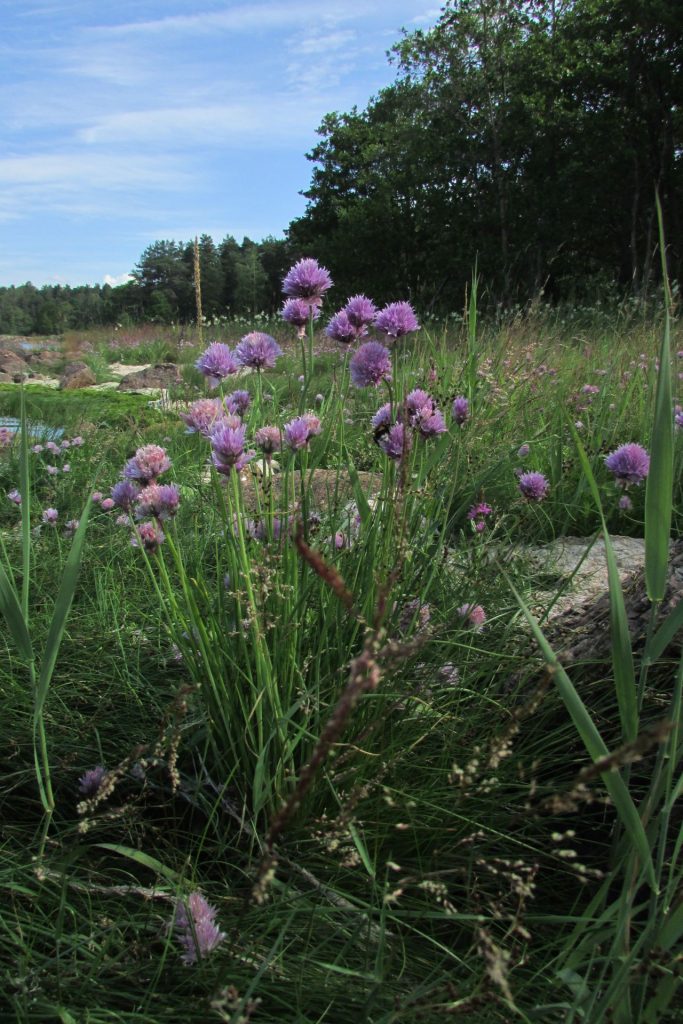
0 0 440 287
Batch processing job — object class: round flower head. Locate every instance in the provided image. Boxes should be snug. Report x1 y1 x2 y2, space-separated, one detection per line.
281 297 319 337
195 342 239 388
224 390 251 416
518 471 550 502
64 519 79 535
235 332 282 371
282 258 332 307
174 892 225 965
326 310 358 344
284 416 317 451
517 443 530 458
675 409 683 430
457 603 486 630
379 422 412 460
31 444 44 454
123 445 171 484
210 422 253 474
371 402 392 437
452 396 469 425
468 502 492 532
344 294 378 331
101 498 115 511
374 301 420 340
618 494 633 511
179 398 227 436
136 483 181 521
132 520 165 553
350 341 392 388
42 507 59 526
0 427 13 448
604 443 650 487
111 479 141 511
254 425 282 455
7 489 21 505
78 765 106 796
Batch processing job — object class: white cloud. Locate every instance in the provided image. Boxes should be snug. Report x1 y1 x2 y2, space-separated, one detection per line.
103 272 133 286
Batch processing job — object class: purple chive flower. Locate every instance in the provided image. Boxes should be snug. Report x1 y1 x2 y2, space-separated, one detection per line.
235 332 282 371
136 483 181 521
379 422 412 460
42 507 59 526
179 398 227 436
195 342 239 388
350 342 392 388
115 514 131 527
210 422 254 474
605 443 650 487
174 892 226 965
618 494 633 511
517 443 530 458
78 765 107 796
281 297 319 337
123 445 171 484
7 489 21 505
46 441 60 455
131 520 165 553
344 294 378 331
374 301 420 340
405 392 446 438
457 603 487 630
60 439 71 449
675 408 683 430
254 425 282 455
70 436 84 447
91 491 104 504
253 516 285 542
46 465 60 476
64 519 80 535
0 427 12 447
315 393 325 405
62 463 70 473
284 416 318 451
101 498 115 511
468 502 492 533
371 403 392 435
111 479 141 511
581 384 600 395
282 258 332 307
31 444 44 454
325 310 358 344
452 396 469 425
224 390 251 416
518 471 550 502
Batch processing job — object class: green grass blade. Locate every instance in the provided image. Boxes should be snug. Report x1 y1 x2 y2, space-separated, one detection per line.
508 578 655 888
571 427 637 740
345 449 371 524
0 561 33 662
95 843 182 883
644 600 683 665
645 199 673 601
35 499 93 717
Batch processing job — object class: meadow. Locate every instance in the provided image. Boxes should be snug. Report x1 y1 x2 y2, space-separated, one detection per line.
1 262 682 1023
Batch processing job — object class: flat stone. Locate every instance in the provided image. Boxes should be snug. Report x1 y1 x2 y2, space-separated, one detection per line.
118 363 182 391
107 362 151 378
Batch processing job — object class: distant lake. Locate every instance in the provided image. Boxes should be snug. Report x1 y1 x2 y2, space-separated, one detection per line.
0 416 64 440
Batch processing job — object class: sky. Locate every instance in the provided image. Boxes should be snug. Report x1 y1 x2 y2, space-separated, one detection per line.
0 0 441 288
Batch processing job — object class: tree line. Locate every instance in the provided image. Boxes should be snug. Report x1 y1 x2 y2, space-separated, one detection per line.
1 0 680 335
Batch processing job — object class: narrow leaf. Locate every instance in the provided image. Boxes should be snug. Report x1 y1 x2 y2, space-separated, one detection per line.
0 560 33 662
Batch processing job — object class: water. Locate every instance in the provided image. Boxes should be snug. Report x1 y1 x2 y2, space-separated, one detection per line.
0 416 64 440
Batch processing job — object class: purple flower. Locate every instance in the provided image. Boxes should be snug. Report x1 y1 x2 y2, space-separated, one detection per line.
405 391 446 438
70 436 84 447
64 519 79 535
224 390 251 416
605 443 650 487
123 445 171 484
282 258 332 307
174 892 226 965
60 439 71 449
517 444 530 458
78 765 106 796
281 297 319 337
62 463 70 473
7 489 21 505
452 396 469 425
46 441 60 455
254 425 282 455
136 483 181 521
374 301 420 340
179 398 227 436
235 332 282 371
325 310 358 344
675 408 683 430
91 491 104 504
581 384 600 395
46 465 60 476
618 495 633 511
31 444 44 454
379 423 412 460
111 479 141 511
468 502 492 532
344 294 378 331
210 422 253 474
350 342 392 388
195 342 239 388
518 471 550 502
131 520 165 553
253 516 285 542
101 498 115 511
457 603 486 630
371 403 392 436
284 415 319 451
42 507 59 526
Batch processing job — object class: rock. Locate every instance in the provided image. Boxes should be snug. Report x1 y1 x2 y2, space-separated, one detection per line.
0 349 29 378
118 363 182 391
26 350 62 368
107 362 151 378
60 362 96 390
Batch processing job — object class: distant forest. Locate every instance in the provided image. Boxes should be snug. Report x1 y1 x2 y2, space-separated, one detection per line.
1 0 680 335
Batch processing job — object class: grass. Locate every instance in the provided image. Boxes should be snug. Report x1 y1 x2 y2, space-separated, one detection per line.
0 299 682 1022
